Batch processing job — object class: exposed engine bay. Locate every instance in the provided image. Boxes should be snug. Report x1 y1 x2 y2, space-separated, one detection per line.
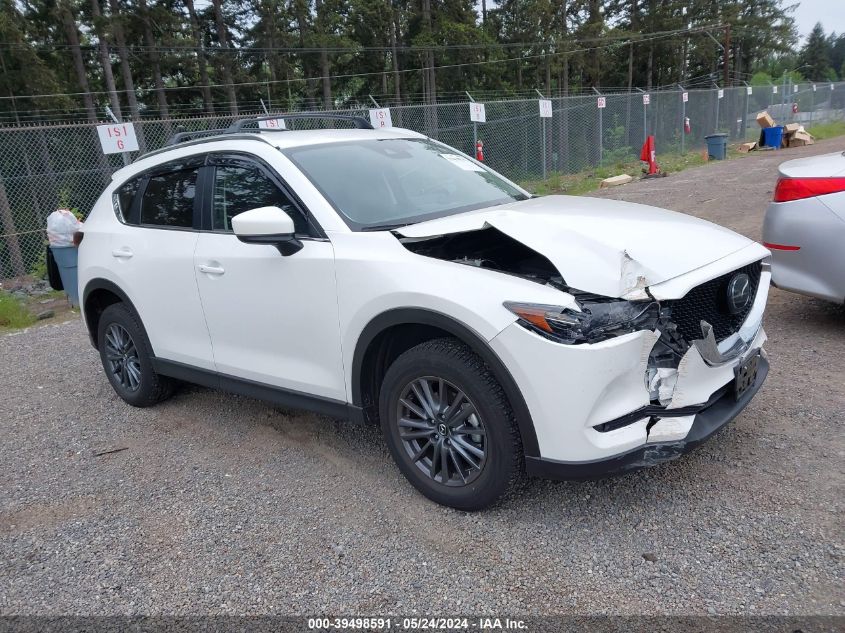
399 226 762 408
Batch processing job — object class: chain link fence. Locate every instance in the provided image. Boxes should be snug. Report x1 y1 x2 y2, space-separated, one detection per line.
2 82 844 280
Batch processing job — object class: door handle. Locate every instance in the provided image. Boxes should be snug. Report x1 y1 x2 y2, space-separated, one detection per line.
198 264 225 275
111 248 133 259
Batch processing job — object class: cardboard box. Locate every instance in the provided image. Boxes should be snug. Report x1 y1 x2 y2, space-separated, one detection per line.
600 174 633 188
784 123 802 134
756 111 776 128
738 141 757 153
790 130 814 146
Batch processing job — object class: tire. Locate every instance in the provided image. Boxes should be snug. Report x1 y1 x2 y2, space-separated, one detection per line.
379 337 523 511
97 303 175 407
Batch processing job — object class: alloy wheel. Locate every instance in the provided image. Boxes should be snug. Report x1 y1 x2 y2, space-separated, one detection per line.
396 376 487 486
104 323 141 392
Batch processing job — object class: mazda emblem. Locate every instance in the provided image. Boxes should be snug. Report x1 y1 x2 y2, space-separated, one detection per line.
726 273 752 314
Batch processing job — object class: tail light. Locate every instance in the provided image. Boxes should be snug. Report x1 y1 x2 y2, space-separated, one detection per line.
773 177 845 203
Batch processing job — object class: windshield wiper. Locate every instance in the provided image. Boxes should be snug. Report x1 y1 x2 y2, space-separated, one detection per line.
361 222 411 232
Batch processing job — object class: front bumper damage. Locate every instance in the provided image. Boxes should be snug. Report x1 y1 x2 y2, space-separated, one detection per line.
525 352 768 480
489 260 771 479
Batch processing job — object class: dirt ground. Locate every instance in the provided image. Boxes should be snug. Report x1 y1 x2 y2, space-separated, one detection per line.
1 138 843 617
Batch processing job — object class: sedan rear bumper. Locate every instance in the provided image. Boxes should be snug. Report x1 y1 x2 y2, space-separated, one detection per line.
525 355 768 480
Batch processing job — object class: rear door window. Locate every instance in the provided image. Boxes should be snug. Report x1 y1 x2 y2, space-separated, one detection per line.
140 167 199 228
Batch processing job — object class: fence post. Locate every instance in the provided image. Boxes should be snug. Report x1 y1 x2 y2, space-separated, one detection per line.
636 88 646 145
535 89 547 179
713 83 720 133
466 91 477 159
592 87 603 166
742 82 750 141
678 84 686 154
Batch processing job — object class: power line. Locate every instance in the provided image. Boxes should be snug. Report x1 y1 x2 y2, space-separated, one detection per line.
0 24 722 55
0 25 722 102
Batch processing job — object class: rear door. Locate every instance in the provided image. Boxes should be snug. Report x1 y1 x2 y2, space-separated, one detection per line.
109 156 215 369
193 153 345 401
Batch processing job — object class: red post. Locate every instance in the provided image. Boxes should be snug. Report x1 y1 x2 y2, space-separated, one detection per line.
475 140 484 162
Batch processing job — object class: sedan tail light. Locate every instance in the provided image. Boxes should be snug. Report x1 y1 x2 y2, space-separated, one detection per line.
773 177 845 203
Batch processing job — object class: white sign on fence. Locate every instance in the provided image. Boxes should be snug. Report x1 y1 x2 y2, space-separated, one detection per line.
469 102 486 123
96 123 139 154
538 99 553 118
746 86 753 95
369 108 393 128
772 85 778 94
793 84 799 93
642 93 650 105
258 118 286 130
682 92 688 103
717 88 724 99
597 96 607 109
813 84 817 92
832 83 836 91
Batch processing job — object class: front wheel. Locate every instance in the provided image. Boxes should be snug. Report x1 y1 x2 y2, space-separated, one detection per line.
379 338 523 510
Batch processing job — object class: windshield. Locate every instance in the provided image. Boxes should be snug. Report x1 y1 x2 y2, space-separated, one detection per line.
284 138 528 230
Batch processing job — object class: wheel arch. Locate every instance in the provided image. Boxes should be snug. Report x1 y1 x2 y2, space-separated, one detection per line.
82 278 143 350
351 308 539 458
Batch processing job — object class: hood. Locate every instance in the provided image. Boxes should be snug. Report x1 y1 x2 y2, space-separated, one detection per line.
396 195 753 298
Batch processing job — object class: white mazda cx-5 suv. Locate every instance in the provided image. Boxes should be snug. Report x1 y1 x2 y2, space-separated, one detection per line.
78 114 770 510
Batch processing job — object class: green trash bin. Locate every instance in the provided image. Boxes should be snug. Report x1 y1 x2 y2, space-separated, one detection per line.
704 133 729 160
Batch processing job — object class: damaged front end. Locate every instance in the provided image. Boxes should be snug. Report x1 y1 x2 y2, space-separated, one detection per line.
399 226 767 451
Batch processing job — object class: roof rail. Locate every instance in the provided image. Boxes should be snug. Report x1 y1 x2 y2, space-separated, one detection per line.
226 113 374 132
165 128 229 146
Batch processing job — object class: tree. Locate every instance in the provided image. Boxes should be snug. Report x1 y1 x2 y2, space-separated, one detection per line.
800 23 832 81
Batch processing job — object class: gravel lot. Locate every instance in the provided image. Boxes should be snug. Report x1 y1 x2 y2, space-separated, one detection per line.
1 140 844 616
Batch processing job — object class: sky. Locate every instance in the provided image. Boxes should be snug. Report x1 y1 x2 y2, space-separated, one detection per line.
787 0 844 39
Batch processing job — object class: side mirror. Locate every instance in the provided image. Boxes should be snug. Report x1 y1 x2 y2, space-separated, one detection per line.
231 206 303 256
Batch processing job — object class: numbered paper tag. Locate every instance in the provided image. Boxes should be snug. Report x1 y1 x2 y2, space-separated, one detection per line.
258 118 286 130
597 96 607 109
747 86 753 95
97 123 139 154
469 102 486 123
682 92 688 103
369 108 393 128
772 85 778 94
717 88 724 99
642 93 651 105
538 99 553 118
440 153 485 172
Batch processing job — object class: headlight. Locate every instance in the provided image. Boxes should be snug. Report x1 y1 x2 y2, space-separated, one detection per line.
504 298 660 344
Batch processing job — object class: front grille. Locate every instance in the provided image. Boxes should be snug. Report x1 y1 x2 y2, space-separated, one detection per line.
668 261 762 343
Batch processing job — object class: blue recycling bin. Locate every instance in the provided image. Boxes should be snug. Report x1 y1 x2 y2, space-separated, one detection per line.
761 126 784 149
704 133 729 160
50 245 79 306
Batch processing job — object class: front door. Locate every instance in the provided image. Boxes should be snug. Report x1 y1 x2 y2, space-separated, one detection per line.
193 154 346 402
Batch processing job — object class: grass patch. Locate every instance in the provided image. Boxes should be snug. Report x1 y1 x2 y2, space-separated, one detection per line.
0 290 36 330
521 149 714 197
806 121 845 140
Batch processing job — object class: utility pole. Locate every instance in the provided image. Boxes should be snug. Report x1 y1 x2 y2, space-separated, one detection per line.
723 24 731 87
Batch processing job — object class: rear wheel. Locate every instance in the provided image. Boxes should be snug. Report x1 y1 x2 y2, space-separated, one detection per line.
97 303 174 407
379 338 523 510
